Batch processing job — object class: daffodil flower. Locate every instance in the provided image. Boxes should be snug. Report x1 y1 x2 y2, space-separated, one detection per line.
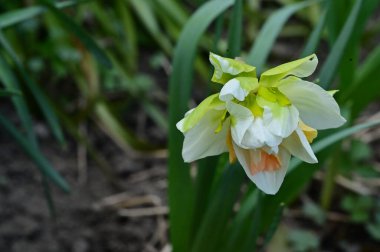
176 53 346 195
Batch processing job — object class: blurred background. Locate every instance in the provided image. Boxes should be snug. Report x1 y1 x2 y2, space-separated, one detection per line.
1 0 380 251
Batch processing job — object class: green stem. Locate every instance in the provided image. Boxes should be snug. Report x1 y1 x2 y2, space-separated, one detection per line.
320 147 341 209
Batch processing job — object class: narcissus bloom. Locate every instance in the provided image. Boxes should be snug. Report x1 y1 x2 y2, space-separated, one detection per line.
177 53 346 195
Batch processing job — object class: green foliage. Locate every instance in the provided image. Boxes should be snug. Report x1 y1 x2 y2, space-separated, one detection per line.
2 0 380 250
341 195 373 222
168 1 234 251
288 230 320 252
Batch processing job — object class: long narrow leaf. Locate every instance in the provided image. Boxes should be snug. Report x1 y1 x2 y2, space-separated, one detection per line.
0 89 22 96
0 32 65 145
260 119 380 231
0 1 82 29
0 53 37 146
129 0 172 54
168 0 234 251
247 0 320 73
227 0 243 57
222 190 259 252
318 0 362 87
346 45 380 117
41 1 112 69
191 164 245 252
301 2 329 57
0 114 70 193
338 0 380 90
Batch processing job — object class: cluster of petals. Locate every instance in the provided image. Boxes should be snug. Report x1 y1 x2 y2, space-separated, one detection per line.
177 53 346 194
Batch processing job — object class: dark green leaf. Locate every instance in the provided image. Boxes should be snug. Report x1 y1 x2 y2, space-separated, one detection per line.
247 0 320 73
0 114 70 193
41 1 112 68
168 0 234 251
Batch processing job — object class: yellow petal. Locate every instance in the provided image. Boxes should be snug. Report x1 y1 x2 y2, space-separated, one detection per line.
299 121 317 143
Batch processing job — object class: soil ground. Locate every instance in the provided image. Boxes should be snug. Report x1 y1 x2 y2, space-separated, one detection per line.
0 127 168 252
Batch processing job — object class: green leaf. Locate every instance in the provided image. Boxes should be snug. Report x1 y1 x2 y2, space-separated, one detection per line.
338 0 380 90
345 45 380 117
0 1 81 29
288 230 320 251
0 114 70 193
221 189 259 252
191 156 219 241
318 0 363 88
168 0 234 251
301 2 329 57
0 32 65 145
154 0 188 27
227 0 243 57
247 0 320 73
129 0 172 54
341 195 373 222
41 1 112 69
191 164 245 252
0 53 36 146
259 118 380 233
141 100 168 131
0 89 22 97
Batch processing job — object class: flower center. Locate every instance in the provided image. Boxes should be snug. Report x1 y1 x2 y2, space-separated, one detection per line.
243 94 263 117
257 86 291 106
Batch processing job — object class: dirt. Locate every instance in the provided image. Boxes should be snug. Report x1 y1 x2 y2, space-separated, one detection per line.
0 125 168 252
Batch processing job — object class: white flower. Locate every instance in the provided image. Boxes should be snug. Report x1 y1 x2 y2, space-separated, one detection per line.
176 53 346 195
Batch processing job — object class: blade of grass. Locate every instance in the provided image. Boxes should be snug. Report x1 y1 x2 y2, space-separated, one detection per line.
190 156 219 241
301 2 329 57
0 53 37 146
338 0 380 90
168 0 234 251
0 89 22 96
318 0 362 88
129 0 172 55
227 0 243 57
0 114 70 193
0 32 65 145
190 5 231 243
141 100 168 131
345 45 380 117
0 0 84 29
41 1 112 69
191 163 245 252
221 189 259 252
247 0 321 73
260 203 285 252
192 1 245 250
155 0 188 27
115 0 138 73
241 192 264 252
260 118 380 230
94 102 156 151
42 175 56 218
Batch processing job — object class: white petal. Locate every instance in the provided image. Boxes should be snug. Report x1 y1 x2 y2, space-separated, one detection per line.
220 78 247 101
241 118 282 149
279 77 346 129
233 144 291 195
282 127 318 163
182 110 229 162
219 77 259 102
257 97 299 138
226 101 253 146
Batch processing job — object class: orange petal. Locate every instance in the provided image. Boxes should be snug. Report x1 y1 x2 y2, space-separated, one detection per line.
249 151 281 175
